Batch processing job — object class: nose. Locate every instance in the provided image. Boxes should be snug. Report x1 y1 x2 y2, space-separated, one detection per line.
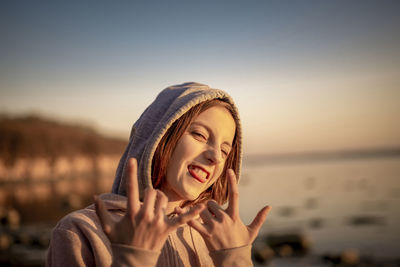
205 144 223 165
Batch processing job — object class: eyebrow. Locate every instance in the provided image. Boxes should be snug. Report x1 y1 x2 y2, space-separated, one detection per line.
190 121 233 148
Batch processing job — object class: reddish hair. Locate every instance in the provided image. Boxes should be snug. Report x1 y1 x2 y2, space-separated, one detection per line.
151 99 240 207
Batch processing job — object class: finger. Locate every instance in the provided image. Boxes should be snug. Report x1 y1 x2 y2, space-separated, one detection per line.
126 158 140 216
199 208 214 224
141 188 157 221
94 195 112 235
154 190 167 216
174 207 183 215
174 206 189 215
226 169 239 219
188 218 212 238
170 204 205 228
206 200 224 221
248 206 271 234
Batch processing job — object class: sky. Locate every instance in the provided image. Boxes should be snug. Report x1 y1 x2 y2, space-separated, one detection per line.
1 1 399 154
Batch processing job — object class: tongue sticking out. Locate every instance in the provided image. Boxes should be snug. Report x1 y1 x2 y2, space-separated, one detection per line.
188 165 208 183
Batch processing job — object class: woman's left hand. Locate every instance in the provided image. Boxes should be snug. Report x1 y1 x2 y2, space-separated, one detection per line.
188 169 271 251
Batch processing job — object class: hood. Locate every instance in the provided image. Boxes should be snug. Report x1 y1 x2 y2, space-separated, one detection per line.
111 82 243 199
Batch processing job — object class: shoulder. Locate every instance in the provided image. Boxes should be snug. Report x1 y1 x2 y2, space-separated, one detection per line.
50 204 107 249
54 205 98 232
52 193 126 240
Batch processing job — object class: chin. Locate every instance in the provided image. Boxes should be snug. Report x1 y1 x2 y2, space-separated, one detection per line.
182 193 199 201
180 189 201 202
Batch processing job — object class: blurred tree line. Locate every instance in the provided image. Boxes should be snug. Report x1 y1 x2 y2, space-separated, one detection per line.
0 114 127 174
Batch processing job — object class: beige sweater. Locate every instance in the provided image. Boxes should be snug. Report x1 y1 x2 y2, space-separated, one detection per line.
46 193 253 267
47 83 251 266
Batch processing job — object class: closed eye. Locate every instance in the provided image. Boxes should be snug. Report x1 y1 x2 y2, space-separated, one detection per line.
192 131 207 141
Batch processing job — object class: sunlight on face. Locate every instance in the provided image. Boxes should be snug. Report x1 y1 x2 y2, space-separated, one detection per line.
163 105 236 202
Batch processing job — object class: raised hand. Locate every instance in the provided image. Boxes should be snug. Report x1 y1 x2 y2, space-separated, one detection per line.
188 169 271 251
95 158 204 251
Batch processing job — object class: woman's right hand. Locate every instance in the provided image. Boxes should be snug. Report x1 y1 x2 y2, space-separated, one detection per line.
95 158 204 251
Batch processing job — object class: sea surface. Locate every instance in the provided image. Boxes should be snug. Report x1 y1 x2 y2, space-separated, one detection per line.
238 156 400 260
1 155 399 266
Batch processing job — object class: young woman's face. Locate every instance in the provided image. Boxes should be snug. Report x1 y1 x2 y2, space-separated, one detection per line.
163 105 236 202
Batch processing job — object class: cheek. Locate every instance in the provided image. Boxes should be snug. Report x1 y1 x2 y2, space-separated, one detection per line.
168 137 193 172
174 136 199 159
216 164 225 178
208 164 226 186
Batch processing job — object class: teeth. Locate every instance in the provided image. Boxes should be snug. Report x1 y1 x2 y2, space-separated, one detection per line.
190 165 207 179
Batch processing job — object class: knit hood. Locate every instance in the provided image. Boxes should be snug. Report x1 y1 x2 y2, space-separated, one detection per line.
111 82 243 199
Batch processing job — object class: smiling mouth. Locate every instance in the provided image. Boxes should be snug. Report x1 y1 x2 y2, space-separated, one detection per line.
188 165 210 183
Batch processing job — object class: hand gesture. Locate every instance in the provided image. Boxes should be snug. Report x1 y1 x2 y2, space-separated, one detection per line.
187 169 271 251
95 158 204 251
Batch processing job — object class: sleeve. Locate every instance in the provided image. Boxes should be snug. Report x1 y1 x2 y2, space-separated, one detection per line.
209 244 253 267
111 243 160 267
47 227 161 267
46 228 95 267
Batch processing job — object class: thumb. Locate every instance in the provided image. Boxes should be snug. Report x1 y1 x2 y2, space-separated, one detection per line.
174 206 188 215
248 206 271 234
94 195 113 235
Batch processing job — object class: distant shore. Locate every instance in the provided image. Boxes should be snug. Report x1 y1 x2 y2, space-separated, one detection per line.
243 147 400 165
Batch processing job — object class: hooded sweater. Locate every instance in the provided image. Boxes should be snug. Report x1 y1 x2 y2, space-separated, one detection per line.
46 82 252 267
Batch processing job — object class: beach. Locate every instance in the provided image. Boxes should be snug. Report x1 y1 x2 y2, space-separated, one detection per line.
1 155 400 266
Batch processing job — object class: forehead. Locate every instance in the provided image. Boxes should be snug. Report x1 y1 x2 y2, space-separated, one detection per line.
192 105 236 142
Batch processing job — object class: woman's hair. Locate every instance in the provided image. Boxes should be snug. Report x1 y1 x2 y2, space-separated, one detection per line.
151 99 239 207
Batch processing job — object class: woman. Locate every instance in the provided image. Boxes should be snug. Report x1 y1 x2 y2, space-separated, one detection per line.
47 82 270 266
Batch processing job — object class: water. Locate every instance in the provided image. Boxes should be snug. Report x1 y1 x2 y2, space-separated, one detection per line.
238 157 400 260
2 156 399 266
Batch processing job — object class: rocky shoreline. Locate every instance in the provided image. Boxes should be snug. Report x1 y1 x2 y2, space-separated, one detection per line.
252 231 400 267
1 217 399 267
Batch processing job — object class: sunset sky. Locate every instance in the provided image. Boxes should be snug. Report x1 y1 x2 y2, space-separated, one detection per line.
1 1 399 154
